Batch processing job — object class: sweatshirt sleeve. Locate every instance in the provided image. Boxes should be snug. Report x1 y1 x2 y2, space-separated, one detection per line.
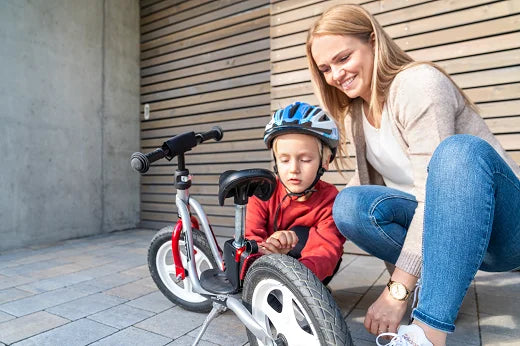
388 65 463 277
245 195 270 244
299 189 347 281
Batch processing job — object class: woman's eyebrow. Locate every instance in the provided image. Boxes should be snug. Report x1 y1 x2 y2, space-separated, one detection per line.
331 49 350 61
317 63 329 69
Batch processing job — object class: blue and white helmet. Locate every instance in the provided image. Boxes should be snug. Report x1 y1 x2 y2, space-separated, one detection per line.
264 102 339 161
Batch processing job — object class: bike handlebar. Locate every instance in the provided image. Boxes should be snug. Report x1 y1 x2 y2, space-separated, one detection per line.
130 126 224 173
196 126 223 143
130 149 165 173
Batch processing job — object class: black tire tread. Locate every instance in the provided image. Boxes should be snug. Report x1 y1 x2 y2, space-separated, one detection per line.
243 254 353 346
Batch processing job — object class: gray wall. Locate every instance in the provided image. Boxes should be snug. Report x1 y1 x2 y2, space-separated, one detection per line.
0 0 140 251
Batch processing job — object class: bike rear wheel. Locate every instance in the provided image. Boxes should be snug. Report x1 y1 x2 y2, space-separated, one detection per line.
242 254 353 346
148 225 217 312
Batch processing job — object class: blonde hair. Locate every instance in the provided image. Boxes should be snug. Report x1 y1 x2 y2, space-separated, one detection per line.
272 134 332 166
306 4 478 166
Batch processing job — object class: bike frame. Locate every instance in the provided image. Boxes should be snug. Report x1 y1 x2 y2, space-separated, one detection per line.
171 172 276 345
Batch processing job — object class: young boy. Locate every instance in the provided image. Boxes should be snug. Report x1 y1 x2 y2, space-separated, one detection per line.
246 102 346 284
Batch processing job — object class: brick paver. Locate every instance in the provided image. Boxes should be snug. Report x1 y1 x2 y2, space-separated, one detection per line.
0 311 69 344
134 306 207 340
46 293 127 320
12 318 116 346
125 291 174 313
89 326 171 346
88 304 155 329
0 288 33 305
0 228 517 345
0 287 94 317
0 311 14 324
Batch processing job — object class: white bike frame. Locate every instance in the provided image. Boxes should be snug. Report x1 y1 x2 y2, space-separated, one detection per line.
174 185 277 346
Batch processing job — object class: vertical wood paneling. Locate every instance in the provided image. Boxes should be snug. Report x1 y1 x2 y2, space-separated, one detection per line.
139 0 271 235
270 0 520 189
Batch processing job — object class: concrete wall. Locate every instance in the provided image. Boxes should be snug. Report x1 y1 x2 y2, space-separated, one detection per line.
0 0 140 251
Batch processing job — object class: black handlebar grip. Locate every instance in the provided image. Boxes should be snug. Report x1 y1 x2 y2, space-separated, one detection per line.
130 148 166 173
197 126 223 143
130 152 149 173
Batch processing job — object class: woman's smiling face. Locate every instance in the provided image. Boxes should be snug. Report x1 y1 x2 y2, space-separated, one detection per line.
311 34 375 102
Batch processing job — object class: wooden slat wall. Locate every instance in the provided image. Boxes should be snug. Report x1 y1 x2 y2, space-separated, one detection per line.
139 0 271 235
271 0 520 188
139 0 520 235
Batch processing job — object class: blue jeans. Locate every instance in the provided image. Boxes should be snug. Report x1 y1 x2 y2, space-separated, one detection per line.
332 135 520 332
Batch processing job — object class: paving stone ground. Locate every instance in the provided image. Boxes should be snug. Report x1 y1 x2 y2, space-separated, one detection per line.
0 229 518 345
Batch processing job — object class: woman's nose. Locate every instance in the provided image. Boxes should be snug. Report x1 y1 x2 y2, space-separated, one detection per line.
332 65 345 82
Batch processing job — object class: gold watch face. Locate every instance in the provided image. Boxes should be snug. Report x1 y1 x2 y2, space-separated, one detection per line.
390 282 407 300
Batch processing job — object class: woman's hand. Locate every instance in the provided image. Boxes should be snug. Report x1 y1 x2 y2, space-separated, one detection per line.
258 230 298 255
364 287 408 335
365 268 418 336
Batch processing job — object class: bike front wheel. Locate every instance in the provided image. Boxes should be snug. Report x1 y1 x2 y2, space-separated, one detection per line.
148 225 217 312
242 254 352 346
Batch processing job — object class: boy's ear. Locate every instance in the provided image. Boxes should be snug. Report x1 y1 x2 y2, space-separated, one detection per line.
322 158 330 171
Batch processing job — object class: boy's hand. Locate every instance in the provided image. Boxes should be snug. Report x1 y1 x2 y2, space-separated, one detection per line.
259 231 298 255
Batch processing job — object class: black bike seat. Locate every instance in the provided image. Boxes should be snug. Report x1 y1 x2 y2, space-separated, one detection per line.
218 169 277 206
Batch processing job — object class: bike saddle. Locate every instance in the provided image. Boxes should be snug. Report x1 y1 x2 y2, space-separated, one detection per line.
218 169 277 206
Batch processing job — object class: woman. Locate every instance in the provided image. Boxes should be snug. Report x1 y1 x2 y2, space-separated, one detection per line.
306 4 520 346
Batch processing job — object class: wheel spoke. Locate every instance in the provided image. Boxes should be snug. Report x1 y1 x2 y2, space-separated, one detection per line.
280 287 299 322
164 264 176 274
261 297 287 329
183 277 192 292
275 286 319 346
285 325 319 346
195 257 205 275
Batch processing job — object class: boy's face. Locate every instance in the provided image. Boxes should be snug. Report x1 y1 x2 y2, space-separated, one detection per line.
274 133 325 194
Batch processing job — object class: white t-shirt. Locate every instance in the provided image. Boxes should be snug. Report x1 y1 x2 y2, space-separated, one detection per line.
362 105 415 195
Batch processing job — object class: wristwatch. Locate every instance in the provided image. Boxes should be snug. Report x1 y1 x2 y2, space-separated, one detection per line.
387 279 411 301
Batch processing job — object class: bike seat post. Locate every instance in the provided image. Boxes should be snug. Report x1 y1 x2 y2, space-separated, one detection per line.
233 204 246 248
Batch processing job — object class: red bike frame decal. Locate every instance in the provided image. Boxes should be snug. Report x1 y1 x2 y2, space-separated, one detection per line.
190 215 200 230
234 245 246 263
240 253 262 280
171 220 185 280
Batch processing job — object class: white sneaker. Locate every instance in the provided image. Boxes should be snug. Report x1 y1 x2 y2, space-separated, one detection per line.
376 324 433 346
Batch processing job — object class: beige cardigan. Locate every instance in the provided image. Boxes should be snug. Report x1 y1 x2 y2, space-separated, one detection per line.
346 64 520 277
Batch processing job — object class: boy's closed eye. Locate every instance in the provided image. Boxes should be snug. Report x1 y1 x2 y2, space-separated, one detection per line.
276 154 317 163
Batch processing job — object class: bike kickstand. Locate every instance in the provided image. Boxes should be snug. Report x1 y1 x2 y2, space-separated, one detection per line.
192 302 227 346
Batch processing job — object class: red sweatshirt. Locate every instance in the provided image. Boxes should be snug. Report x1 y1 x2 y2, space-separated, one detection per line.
246 179 346 281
